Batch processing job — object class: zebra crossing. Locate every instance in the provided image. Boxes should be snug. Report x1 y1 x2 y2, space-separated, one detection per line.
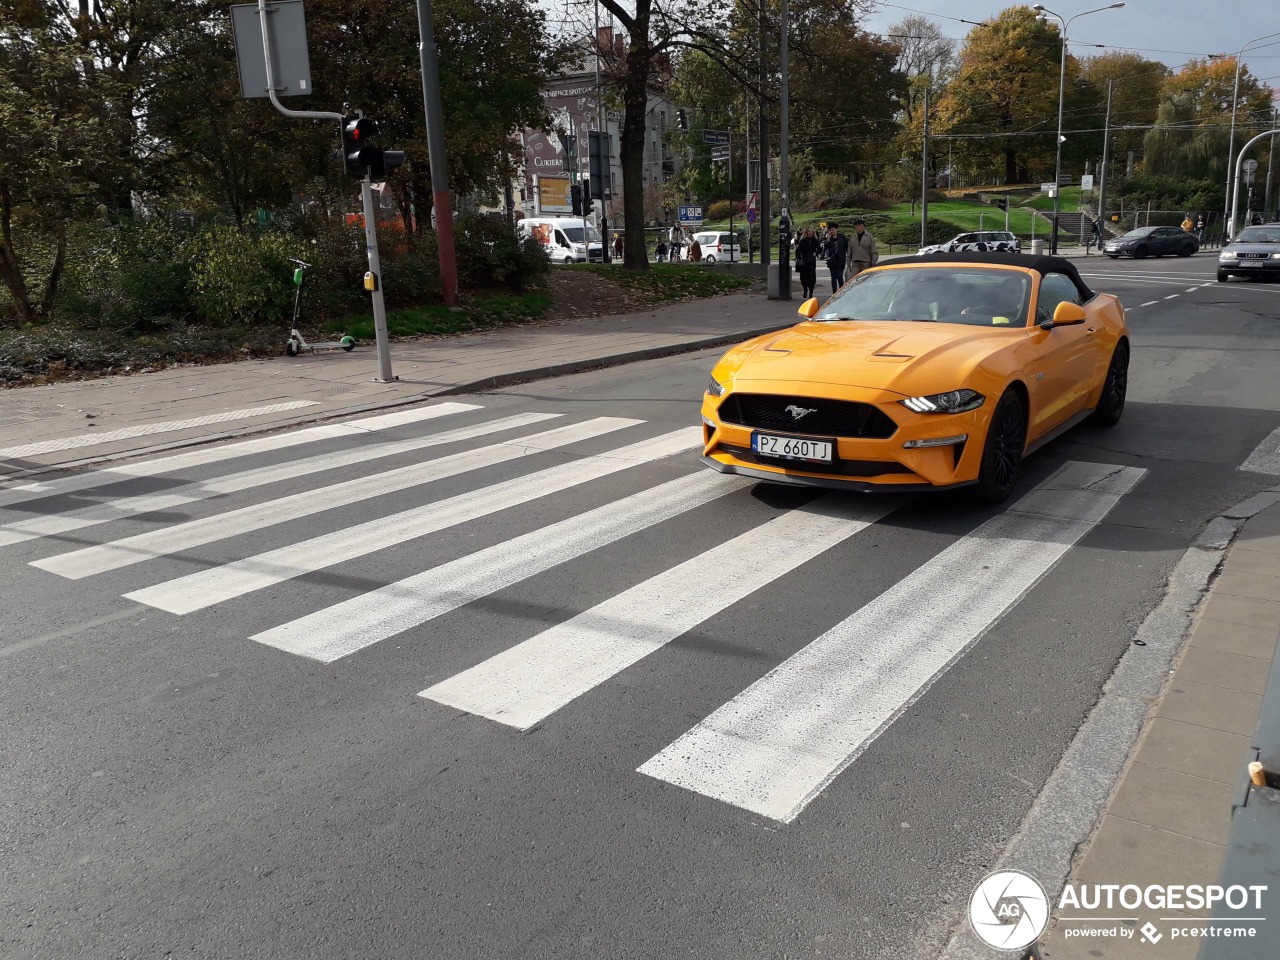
2 400 1147 824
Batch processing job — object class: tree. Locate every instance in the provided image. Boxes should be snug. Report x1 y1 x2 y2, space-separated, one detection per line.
1143 57 1274 192
1079 52 1168 167
0 1 129 324
934 6 1071 185
889 14 954 126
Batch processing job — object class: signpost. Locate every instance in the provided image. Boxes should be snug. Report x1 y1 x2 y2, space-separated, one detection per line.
678 205 704 227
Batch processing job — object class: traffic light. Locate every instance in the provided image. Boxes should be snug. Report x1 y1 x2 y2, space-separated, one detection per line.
588 130 611 201
340 115 405 181
996 197 1008 211
570 183 583 217
676 109 688 131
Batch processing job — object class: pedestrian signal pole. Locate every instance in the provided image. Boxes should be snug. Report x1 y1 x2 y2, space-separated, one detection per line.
240 0 396 381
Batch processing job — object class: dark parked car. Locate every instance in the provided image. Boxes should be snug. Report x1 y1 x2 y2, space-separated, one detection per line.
1103 226 1198 259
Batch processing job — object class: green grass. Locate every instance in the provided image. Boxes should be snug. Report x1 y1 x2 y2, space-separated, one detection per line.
571 263 756 299
701 188 1089 250
327 290 552 340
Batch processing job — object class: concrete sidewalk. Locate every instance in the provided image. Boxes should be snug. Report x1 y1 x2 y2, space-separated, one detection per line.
1040 502 1280 959
0 287 794 481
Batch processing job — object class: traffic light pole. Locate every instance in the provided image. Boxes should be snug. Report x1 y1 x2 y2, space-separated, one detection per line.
254 0 395 381
361 176 394 382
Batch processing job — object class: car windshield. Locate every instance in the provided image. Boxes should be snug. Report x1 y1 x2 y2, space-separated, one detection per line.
561 226 601 244
1234 227 1280 243
815 268 1032 326
1121 228 1157 239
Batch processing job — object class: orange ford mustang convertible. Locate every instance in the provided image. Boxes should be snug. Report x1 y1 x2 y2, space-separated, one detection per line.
700 252 1129 503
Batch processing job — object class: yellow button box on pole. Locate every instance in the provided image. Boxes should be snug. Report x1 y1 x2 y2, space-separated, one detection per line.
363 271 379 292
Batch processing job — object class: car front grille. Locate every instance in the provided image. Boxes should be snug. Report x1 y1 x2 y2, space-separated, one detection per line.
717 393 898 439
1238 252 1268 259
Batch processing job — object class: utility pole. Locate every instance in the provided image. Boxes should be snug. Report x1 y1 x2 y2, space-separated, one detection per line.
1097 80 1113 245
746 95 754 264
920 85 930 247
758 0 771 267
594 0 610 262
778 0 791 298
1266 108 1279 219
415 0 460 307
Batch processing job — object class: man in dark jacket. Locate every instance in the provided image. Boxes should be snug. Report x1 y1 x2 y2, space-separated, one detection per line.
822 223 849 292
795 226 821 300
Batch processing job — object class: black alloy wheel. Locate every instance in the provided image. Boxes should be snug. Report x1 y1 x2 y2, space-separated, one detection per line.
1088 341 1129 427
1179 244 1195 257
1133 245 1149 259
972 391 1026 504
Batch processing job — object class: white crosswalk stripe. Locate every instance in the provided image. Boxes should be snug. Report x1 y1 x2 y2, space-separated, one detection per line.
637 461 1145 823
124 423 690 615
1 413 558 548
32 417 610 580
420 495 904 729
0 402 480 510
252 470 754 662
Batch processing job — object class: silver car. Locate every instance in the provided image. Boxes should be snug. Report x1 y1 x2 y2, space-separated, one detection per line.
1218 224 1280 282
917 230 1021 255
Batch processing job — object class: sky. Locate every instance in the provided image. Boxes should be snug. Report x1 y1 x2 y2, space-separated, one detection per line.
863 0 1280 87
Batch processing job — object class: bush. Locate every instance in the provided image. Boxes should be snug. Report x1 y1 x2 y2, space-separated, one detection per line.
185 225 295 327
453 214 549 291
874 217 965 247
706 200 736 221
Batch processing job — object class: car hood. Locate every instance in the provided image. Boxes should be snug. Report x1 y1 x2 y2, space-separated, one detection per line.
1223 243 1279 256
725 321 1013 394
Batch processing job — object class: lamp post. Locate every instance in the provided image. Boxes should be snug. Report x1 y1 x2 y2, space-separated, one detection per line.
1220 33 1280 239
1033 3 1124 255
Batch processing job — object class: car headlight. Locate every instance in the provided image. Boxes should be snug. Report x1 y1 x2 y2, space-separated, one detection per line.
1220 251 1234 259
1272 253 1280 259
707 375 726 397
901 389 985 414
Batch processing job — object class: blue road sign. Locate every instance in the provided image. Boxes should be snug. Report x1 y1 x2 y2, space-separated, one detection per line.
746 208 758 225
678 205 703 225
702 130 730 146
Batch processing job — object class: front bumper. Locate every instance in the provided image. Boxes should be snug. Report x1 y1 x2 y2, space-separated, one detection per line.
700 383 994 490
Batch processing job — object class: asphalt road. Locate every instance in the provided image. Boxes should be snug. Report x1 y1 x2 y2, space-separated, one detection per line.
3 256 1279 960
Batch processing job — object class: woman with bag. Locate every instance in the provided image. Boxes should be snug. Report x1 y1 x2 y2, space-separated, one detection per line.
796 226 820 300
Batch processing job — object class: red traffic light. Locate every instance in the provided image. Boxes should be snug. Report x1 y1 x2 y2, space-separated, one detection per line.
344 117 376 142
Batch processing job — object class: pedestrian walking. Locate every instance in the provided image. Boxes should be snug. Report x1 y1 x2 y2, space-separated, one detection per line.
1181 213 1194 233
689 237 703 262
821 223 849 292
1195 216 1205 242
613 234 624 260
848 219 879 278
796 226 820 300
655 239 667 262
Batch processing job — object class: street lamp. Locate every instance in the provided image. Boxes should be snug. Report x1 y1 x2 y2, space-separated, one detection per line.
1033 3 1125 255
1220 32 1280 239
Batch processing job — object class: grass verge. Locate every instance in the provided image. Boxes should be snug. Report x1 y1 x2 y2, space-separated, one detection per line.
570 263 755 300
326 290 553 340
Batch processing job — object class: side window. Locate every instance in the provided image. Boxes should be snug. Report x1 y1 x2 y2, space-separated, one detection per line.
554 230 569 247
1037 273 1081 322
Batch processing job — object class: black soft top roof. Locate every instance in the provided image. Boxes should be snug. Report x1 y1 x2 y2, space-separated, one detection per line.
875 251 1096 300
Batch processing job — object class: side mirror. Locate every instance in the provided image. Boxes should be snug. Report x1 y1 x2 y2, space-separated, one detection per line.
797 297 819 319
1039 301 1087 330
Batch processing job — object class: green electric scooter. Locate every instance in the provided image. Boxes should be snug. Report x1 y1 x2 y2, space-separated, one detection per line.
285 258 356 357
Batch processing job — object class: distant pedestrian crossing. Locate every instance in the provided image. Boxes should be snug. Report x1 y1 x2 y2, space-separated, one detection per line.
2 399 1147 824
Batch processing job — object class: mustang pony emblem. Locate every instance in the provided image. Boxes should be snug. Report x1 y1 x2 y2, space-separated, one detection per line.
785 404 818 419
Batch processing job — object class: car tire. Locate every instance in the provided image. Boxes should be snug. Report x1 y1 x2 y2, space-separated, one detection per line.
705 255 716 263
1134 246 1149 259
1178 244 1194 257
1218 270 1229 282
563 256 574 265
1087 341 1128 428
971 390 1026 505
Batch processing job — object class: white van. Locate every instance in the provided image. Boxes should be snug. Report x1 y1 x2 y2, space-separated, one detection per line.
518 217 604 264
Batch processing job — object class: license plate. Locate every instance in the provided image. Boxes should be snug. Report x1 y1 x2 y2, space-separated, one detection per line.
1239 260 1262 267
752 432 834 462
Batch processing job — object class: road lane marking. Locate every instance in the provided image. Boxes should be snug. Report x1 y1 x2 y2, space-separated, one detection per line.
1186 287 1199 293
1164 294 1179 299
420 496 903 730
1140 301 1159 307
0 403 480 509
37 418 633 581
254 471 753 662
125 425 693 615
0 401 322 459
1240 426 1280 475
638 461 1146 823
1 413 558 548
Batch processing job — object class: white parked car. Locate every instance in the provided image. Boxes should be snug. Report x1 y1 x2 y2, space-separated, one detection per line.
682 231 742 263
917 230 1022 255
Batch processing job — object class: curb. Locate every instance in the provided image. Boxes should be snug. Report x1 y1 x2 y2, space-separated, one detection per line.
0 324 790 484
937 482 1280 960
